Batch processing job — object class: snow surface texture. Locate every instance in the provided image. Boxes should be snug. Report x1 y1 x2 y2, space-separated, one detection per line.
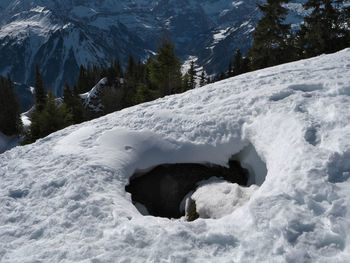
189 177 259 219
1 50 350 262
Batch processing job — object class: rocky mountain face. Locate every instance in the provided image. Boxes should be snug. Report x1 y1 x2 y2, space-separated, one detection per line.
0 0 306 95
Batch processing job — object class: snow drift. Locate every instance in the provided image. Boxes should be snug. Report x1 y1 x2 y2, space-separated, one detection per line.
1 49 350 262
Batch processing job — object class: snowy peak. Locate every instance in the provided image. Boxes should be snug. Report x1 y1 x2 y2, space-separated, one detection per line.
0 7 60 40
0 0 307 94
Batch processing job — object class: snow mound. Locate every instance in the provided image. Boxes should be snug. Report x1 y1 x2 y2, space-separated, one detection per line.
191 177 259 219
1 49 350 262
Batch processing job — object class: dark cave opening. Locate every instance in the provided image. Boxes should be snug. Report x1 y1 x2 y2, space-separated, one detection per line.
125 160 249 219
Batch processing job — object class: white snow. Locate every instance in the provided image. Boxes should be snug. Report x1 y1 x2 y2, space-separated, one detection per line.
0 6 60 39
212 27 231 44
191 177 259 219
232 1 244 8
21 111 31 129
80 77 107 112
181 55 198 75
1 49 350 262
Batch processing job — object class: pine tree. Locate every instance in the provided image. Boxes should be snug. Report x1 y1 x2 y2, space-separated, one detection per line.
199 71 206 87
144 57 157 93
233 49 250 76
106 59 120 86
63 84 85 124
341 2 350 46
77 65 87 93
63 83 73 106
37 92 73 138
150 35 182 96
122 55 138 108
248 0 292 70
0 76 22 136
206 76 211 84
34 65 46 112
182 73 191 92
77 65 101 94
227 61 233 78
233 49 243 76
188 61 196 90
24 92 73 143
297 0 348 58
134 83 155 104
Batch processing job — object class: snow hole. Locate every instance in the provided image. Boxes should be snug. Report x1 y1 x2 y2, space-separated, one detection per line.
125 143 267 220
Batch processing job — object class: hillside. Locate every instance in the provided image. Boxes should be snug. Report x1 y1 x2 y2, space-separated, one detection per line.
1 49 350 262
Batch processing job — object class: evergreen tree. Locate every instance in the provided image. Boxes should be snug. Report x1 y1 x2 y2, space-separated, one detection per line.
188 61 196 90
63 84 85 124
136 57 159 102
34 65 46 112
199 71 206 87
24 92 73 144
77 65 102 94
134 83 155 104
297 0 348 58
182 73 191 92
144 57 157 93
233 49 243 76
122 55 138 108
219 72 226 81
248 0 292 70
63 83 73 106
206 76 211 84
227 61 233 78
150 35 182 96
106 59 122 86
0 76 22 136
37 92 73 138
77 65 87 93
233 49 250 76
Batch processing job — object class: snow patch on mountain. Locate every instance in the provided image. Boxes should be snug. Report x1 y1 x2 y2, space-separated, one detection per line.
0 0 309 94
0 7 59 39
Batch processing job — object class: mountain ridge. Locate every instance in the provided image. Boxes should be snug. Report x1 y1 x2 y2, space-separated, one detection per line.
0 0 306 94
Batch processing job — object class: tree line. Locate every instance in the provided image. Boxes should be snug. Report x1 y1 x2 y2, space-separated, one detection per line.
216 0 350 81
0 76 22 136
249 0 350 70
2 0 350 143
21 36 202 144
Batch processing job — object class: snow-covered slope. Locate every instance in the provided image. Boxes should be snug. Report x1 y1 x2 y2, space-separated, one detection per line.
0 0 307 94
1 49 350 262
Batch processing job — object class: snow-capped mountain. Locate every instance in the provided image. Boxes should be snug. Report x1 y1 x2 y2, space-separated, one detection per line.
1 48 350 262
0 0 307 94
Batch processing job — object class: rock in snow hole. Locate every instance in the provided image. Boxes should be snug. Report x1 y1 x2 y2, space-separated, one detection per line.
125 143 267 221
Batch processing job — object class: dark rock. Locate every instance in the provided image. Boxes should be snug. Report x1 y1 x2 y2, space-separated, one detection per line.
185 198 199 222
125 160 248 219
